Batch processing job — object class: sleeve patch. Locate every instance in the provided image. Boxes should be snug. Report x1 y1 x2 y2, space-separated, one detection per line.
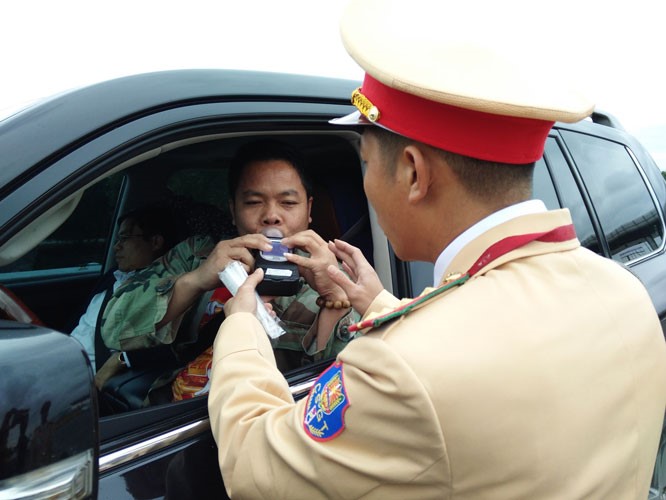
303 362 350 441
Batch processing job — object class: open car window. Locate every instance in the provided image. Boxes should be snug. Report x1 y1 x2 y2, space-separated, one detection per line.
0 131 371 421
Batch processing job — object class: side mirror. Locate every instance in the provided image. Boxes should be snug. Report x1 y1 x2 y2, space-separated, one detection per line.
0 321 98 499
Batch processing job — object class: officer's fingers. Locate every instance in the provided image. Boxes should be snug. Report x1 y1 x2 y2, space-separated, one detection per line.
329 241 361 277
241 267 264 289
327 240 337 252
327 265 375 315
223 296 245 316
341 261 358 282
330 239 363 266
328 240 351 265
330 245 382 290
335 239 372 270
331 238 358 254
326 264 356 294
226 269 263 316
234 268 263 301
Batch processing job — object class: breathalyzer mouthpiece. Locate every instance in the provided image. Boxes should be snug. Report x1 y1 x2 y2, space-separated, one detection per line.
262 228 284 239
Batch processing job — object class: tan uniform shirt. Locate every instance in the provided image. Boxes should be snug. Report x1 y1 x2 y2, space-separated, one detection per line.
208 209 666 499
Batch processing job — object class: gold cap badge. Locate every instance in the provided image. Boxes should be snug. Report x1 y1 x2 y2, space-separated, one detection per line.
351 87 380 122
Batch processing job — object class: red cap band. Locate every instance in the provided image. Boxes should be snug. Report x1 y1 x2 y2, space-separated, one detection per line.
359 74 554 164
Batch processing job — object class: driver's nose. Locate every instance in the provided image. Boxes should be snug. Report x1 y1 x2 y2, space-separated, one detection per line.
262 202 282 226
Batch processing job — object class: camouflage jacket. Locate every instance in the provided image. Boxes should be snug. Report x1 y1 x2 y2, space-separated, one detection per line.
100 235 358 366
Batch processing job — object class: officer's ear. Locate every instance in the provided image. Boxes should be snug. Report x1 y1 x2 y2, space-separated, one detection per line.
399 144 432 205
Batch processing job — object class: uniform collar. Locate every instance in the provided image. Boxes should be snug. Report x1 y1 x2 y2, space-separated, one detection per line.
433 200 547 285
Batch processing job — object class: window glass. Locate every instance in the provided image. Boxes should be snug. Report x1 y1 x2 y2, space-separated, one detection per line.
543 138 601 254
561 131 664 263
167 168 230 210
408 260 434 295
0 174 123 278
533 157 560 210
166 167 234 239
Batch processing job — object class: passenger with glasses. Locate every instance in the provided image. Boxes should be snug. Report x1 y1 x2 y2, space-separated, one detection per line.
70 205 180 387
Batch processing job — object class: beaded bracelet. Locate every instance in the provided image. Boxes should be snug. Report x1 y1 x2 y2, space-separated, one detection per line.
316 296 351 309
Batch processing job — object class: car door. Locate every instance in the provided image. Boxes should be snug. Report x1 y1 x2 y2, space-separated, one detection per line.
0 70 392 499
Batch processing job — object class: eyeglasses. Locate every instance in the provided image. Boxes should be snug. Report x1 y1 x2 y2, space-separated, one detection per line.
115 234 145 245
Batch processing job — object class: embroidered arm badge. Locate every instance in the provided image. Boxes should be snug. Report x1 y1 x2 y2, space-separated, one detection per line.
303 362 350 441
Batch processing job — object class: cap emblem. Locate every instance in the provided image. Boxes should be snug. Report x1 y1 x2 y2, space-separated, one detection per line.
351 87 380 122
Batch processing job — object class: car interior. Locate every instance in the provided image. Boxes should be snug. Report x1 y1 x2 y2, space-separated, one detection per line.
0 130 384 414
7 125 663 416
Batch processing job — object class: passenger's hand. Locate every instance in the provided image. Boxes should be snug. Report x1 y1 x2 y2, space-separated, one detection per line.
224 268 264 316
192 234 272 292
94 354 125 391
327 239 384 315
282 230 348 302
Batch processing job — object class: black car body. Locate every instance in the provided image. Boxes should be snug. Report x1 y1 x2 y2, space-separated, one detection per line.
0 70 664 499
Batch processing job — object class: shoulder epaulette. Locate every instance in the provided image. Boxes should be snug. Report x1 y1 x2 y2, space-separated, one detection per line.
349 273 469 332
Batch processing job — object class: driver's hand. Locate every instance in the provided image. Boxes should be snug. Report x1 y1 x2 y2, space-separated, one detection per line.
282 230 347 302
192 234 272 291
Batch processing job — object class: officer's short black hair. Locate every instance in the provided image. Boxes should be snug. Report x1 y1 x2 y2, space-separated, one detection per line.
366 127 534 202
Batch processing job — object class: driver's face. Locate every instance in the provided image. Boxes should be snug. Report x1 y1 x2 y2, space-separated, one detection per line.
231 160 312 238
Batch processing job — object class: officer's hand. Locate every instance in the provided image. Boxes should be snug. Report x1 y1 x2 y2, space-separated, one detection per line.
192 234 272 292
327 239 383 315
224 268 264 316
282 230 348 303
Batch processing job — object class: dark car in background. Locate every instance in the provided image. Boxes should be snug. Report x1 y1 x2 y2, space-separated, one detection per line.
0 70 664 499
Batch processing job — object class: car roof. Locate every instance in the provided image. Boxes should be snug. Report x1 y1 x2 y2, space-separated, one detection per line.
0 69 359 190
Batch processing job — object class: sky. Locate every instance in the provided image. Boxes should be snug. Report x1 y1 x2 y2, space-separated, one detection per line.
1 0 665 168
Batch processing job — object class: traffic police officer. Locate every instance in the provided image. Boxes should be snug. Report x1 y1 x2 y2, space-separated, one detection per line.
208 0 666 498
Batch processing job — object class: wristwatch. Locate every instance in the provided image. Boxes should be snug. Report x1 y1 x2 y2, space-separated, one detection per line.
117 352 127 367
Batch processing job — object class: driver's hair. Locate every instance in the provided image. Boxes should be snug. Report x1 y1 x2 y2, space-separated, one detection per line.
228 139 313 199
366 127 535 202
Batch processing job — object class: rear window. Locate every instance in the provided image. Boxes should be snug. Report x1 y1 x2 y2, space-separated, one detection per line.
561 130 664 263
543 137 601 255
0 175 123 279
